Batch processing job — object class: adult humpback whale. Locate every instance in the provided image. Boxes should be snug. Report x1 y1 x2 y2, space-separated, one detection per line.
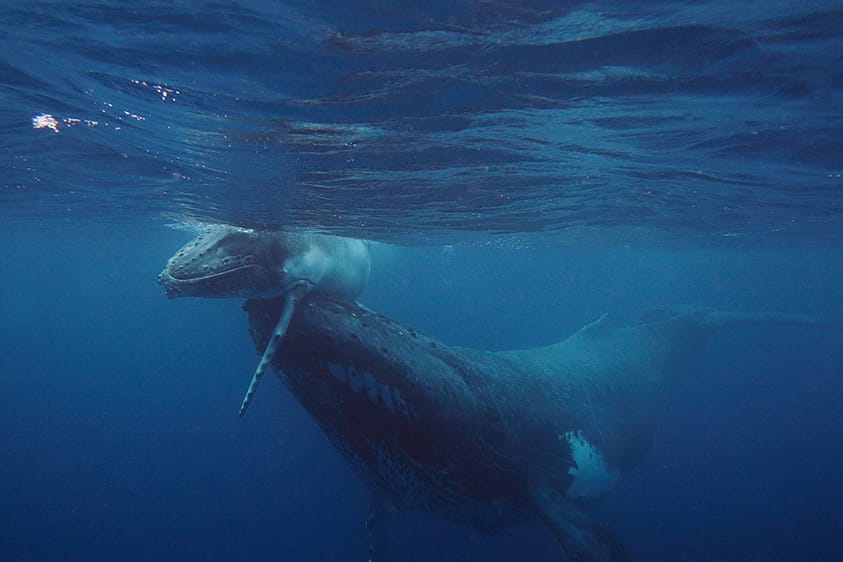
159 229 840 560
239 296 841 562
158 225 370 415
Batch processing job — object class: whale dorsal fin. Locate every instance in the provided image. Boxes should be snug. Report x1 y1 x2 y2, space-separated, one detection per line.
528 483 629 562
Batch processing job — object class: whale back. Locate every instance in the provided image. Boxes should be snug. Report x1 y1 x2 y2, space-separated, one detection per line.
504 308 842 471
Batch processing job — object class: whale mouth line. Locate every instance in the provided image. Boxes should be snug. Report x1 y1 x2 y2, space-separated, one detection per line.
159 263 274 299
163 263 266 283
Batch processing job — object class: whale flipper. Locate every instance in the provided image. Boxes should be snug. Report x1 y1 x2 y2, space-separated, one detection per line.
239 284 309 417
529 484 629 562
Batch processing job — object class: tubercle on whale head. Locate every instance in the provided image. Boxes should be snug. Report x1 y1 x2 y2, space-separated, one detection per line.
158 226 294 299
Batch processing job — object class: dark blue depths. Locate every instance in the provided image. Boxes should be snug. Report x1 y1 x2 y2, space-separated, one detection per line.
1 224 841 562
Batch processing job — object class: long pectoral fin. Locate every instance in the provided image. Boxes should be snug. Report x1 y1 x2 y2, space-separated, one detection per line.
528 485 629 562
238 287 304 417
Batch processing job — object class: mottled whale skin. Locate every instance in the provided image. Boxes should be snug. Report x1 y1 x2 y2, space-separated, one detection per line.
159 226 371 415
243 297 840 562
158 225 370 301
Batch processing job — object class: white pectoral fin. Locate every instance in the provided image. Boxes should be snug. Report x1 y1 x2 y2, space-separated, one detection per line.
528 483 630 562
564 431 620 499
238 285 307 417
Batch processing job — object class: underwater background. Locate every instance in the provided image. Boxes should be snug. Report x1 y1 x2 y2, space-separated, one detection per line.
1 2 842 561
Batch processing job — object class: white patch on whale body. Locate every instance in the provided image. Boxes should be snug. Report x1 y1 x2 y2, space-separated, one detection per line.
349 368 363 393
328 362 347 384
282 236 370 299
562 430 619 499
325 362 411 420
380 384 395 414
363 372 378 402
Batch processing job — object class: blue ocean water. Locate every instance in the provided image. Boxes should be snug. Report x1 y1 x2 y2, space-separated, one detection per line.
1 2 842 561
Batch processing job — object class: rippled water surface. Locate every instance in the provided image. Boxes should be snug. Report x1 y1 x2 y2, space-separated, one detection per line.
2 1 841 243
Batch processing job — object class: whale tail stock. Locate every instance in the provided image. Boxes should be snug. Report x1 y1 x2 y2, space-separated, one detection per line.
537 306 843 376
694 308 843 334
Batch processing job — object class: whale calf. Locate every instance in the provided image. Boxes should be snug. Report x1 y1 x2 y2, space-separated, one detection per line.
238 297 841 561
159 226 371 415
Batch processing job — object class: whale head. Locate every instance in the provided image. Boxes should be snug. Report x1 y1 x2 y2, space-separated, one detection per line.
158 226 308 299
159 226 371 302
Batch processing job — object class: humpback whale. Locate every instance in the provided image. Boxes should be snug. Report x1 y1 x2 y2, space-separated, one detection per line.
158 226 371 415
158 231 841 559
238 297 840 562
